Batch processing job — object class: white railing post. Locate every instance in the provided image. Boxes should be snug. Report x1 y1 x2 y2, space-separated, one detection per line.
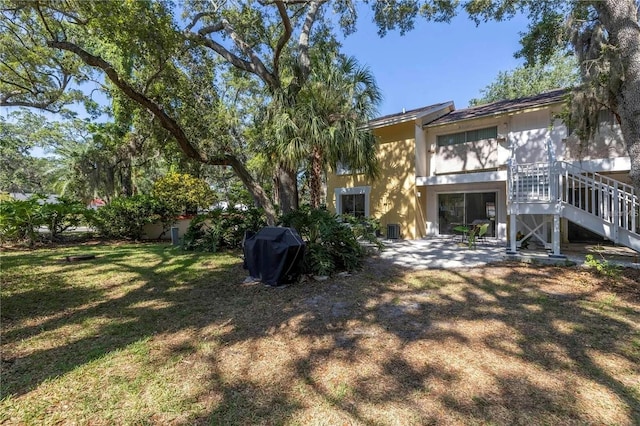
633 189 638 234
548 140 564 257
612 184 620 244
506 156 518 255
550 161 558 203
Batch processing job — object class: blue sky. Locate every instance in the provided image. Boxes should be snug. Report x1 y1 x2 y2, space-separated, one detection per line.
337 10 530 116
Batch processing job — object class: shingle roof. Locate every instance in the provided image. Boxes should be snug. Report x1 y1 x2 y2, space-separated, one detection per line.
427 89 568 127
367 101 454 129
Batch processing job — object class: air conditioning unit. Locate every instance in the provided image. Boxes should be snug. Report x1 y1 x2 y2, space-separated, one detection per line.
387 224 400 239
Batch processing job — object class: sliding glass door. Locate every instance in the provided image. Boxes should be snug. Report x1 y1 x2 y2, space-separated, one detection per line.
438 192 496 236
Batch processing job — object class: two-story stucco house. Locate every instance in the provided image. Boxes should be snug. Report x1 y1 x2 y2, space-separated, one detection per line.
327 89 639 255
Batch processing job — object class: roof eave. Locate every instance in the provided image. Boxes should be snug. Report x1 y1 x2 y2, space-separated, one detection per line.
424 98 566 129
366 102 455 130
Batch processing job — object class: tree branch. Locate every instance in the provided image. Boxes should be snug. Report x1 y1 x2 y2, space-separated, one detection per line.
0 94 61 112
188 32 255 74
0 77 34 94
189 19 279 89
184 12 219 33
220 18 280 89
48 40 206 162
34 2 57 40
272 1 292 79
197 22 225 35
142 55 177 95
258 0 311 5
48 4 90 25
295 0 324 87
46 39 278 223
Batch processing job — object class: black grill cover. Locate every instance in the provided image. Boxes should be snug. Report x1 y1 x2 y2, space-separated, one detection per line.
243 227 305 286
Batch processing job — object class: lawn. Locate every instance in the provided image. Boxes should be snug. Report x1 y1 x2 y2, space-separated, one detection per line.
1 242 639 425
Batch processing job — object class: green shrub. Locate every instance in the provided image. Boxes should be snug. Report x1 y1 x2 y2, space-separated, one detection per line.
209 206 266 248
152 172 216 214
0 195 92 245
279 207 382 276
182 206 266 252
585 254 622 279
0 196 44 246
40 197 92 241
181 214 219 252
341 214 385 250
93 195 177 240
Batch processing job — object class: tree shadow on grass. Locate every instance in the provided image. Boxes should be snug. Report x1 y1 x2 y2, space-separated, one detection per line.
201 364 305 426
192 260 639 424
179 258 640 425
1 243 235 398
1 279 104 324
442 266 640 423
3 245 640 424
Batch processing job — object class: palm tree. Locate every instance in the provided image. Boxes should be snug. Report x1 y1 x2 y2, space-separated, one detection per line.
273 55 382 208
47 137 113 202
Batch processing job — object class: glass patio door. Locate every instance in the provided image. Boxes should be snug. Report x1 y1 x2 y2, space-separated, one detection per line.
438 193 465 234
438 192 496 236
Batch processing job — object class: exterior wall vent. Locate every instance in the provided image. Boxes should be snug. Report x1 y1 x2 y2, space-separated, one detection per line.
387 224 400 239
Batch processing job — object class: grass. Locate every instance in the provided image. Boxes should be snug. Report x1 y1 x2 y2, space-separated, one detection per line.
1 242 640 425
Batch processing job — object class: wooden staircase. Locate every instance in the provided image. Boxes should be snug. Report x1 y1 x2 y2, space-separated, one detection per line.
507 157 640 255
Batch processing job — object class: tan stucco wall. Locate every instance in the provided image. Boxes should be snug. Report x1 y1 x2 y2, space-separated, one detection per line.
425 105 628 175
327 101 628 241
327 122 424 239
142 218 192 240
425 115 510 176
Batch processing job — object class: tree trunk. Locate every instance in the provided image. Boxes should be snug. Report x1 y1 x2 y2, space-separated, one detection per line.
225 156 278 225
596 0 640 192
272 169 280 212
120 159 134 197
276 164 298 214
309 145 323 208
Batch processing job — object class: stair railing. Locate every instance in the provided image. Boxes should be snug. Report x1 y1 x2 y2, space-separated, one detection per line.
559 161 639 235
509 162 553 202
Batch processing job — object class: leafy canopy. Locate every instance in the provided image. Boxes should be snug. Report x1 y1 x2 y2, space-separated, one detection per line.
469 51 579 106
152 172 215 214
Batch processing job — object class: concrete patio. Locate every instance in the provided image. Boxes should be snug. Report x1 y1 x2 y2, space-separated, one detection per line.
374 237 640 270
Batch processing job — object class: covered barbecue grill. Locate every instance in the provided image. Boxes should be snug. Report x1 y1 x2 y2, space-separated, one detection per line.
243 227 305 286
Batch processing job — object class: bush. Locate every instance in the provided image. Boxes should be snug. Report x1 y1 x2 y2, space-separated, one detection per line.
0 196 44 246
279 207 382 276
181 214 219 252
152 172 215 214
182 206 267 252
40 197 92 241
0 195 92 245
341 214 385 250
93 195 177 240
585 254 622 279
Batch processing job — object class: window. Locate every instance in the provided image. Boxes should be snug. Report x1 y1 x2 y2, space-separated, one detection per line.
341 194 365 217
437 126 498 147
336 161 363 176
335 186 370 217
438 192 496 237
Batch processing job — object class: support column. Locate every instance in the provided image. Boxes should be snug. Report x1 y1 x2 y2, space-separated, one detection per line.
507 211 518 255
549 213 566 258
